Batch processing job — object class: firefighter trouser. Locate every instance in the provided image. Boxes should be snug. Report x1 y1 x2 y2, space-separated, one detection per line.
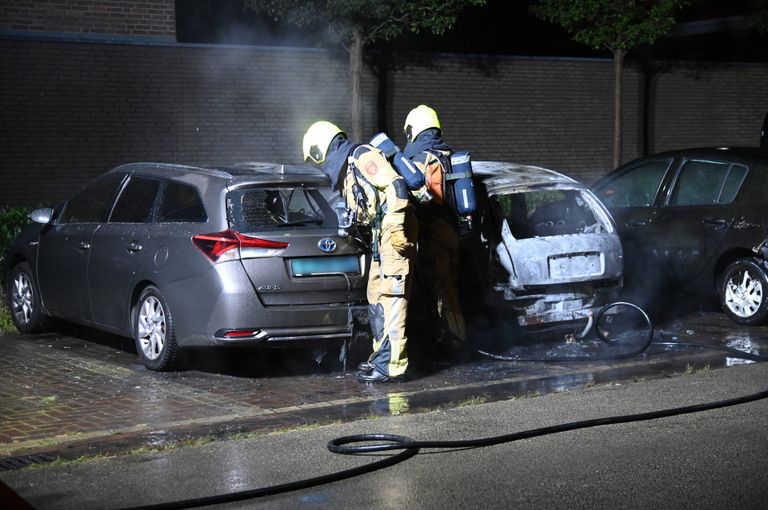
367 216 418 377
419 218 466 342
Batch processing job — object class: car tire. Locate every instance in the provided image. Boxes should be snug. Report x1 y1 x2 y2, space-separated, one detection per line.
6 262 52 334
718 258 768 326
134 285 179 371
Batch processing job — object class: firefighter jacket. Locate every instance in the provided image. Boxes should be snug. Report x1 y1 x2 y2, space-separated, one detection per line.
340 144 412 233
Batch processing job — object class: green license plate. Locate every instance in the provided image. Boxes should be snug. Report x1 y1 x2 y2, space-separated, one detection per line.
291 256 359 276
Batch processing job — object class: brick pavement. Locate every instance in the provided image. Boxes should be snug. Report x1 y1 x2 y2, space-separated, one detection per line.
0 331 379 455
1 312 766 463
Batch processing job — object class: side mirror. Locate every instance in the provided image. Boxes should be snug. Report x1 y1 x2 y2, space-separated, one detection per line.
28 208 54 225
755 239 768 260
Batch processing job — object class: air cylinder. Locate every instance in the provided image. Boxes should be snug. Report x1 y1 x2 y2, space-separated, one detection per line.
369 132 425 190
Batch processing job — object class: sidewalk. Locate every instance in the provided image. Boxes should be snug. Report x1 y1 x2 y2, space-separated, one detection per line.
2 362 767 509
1 311 765 466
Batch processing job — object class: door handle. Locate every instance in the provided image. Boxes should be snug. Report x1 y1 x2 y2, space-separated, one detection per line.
126 242 143 253
626 221 647 227
78 241 91 251
703 219 727 226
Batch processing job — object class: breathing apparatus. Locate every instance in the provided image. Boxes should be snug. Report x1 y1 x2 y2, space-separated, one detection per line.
369 132 425 190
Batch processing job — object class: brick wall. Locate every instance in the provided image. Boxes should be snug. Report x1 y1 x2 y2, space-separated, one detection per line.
650 63 768 152
383 55 642 184
0 38 348 205
0 0 175 37
1 36 767 206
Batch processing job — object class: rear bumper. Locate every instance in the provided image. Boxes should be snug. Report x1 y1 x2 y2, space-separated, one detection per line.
163 261 366 347
211 323 360 347
490 281 621 329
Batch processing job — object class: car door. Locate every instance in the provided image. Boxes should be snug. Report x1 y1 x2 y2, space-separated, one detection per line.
37 174 126 320
654 158 749 288
88 176 162 330
593 158 674 278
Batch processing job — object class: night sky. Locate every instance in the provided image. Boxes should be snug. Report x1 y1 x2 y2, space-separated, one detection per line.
174 0 765 62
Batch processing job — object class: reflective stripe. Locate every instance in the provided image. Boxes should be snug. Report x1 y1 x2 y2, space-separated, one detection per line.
444 171 472 180
386 295 407 376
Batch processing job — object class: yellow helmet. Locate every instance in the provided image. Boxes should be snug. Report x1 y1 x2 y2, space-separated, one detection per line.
403 105 441 143
302 121 345 164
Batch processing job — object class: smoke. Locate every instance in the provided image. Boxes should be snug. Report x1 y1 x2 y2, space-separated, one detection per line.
167 33 351 168
173 0 355 168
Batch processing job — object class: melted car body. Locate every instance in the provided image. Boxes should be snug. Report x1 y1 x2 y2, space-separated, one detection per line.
466 162 623 332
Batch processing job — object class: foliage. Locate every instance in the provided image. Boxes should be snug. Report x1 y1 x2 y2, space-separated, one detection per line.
0 286 14 334
0 206 32 270
245 0 486 48
530 0 690 53
245 0 486 140
751 0 768 34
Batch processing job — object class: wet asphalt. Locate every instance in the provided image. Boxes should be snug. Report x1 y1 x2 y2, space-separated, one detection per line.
0 304 767 507
2 355 767 509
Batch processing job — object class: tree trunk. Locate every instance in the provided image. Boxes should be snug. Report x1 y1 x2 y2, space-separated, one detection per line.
612 48 626 169
349 27 364 142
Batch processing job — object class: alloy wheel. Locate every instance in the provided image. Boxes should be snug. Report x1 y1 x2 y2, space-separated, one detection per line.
724 268 764 319
11 272 33 325
137 296 166 360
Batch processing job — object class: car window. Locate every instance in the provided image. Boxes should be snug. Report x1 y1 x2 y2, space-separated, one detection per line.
717 164 747 204
59 174 125 224
669 160 748 206
157 182 207 223
228 187 337 232
493 189 606 239
109 177 161 223
595 159 671 208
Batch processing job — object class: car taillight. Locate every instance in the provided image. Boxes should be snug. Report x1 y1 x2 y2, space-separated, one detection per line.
192 229 289 262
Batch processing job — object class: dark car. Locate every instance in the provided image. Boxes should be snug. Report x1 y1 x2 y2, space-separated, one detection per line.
592 147 768 325
4 162 368 370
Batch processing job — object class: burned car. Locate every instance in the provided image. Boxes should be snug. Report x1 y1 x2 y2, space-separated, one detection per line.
592 147 768 325
463 162 623 336
4 162 367 370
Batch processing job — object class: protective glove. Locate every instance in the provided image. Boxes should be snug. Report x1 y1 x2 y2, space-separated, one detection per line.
389 228 413 255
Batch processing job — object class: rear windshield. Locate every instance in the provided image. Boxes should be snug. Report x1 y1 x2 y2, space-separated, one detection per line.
492 189 607 239
227 187 339 232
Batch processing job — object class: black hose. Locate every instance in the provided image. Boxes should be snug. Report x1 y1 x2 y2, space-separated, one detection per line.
122 302 768 510
473 302 655 362
127 373 768 510
128 438 419 510
330 385 768 453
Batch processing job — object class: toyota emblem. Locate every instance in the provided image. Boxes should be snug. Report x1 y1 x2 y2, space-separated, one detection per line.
318 238 337 253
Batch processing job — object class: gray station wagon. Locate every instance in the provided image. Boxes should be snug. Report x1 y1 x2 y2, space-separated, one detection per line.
4 163 368 370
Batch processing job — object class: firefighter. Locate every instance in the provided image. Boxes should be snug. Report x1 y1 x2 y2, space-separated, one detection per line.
402 105 467 353
303 121 418 383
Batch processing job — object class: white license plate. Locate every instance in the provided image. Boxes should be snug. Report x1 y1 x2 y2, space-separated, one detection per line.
548 252 602 279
